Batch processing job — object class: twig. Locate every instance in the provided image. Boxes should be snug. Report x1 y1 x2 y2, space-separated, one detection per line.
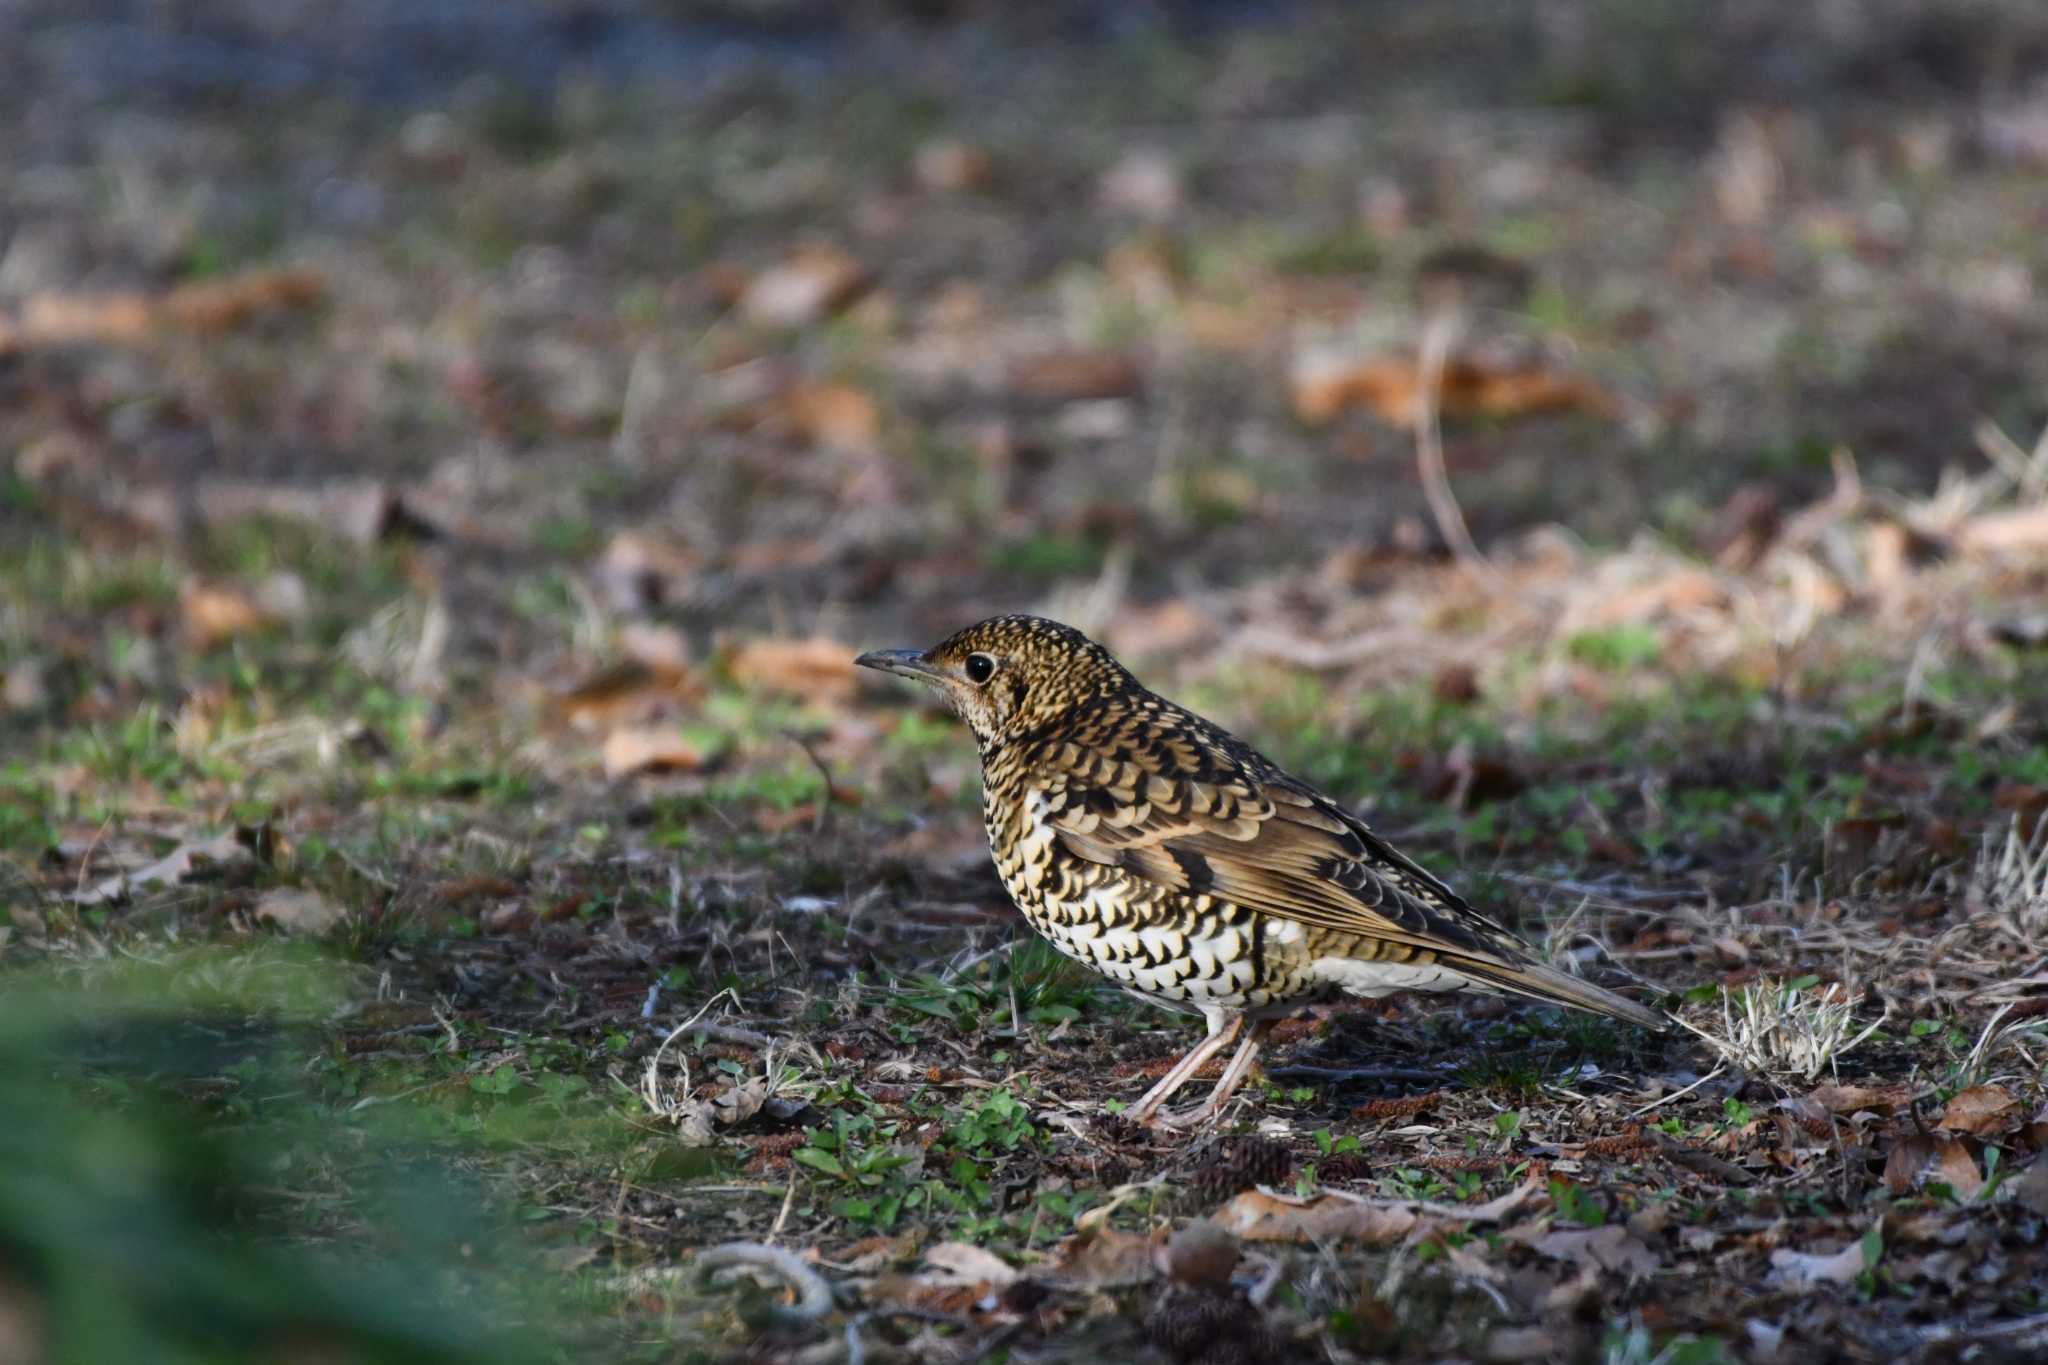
695 1242 835 1325
1625 1065 1727 1119
1414 309 1507 592
1264 1064 1444 1086
1915 1313 2048 1350
786 730 842 833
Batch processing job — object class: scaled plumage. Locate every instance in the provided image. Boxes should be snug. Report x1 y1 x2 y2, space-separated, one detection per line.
858 615 1665 1126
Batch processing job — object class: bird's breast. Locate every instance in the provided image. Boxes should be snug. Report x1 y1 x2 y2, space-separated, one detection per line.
984 787 1298 1010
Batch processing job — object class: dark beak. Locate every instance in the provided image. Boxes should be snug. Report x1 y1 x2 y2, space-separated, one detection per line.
855 648 944 682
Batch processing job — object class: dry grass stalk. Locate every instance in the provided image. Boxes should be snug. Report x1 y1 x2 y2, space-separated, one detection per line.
1681 977 1888 1085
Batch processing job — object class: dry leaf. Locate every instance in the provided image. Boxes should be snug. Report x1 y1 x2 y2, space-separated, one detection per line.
922 1242 1019 1291
727 638 857 702
1769 1235 1874 1290
712 1077 771 1130
590 532 696 615
1290 351 1614 426
601 727 705 781
1485 1327 1560 1363
3 659 50 713
181 581 272 650
741 245 868 328
71 832 256 906
1523 1225 1657 1278
1884 1134 1935 1196
1932 1138 1983 1199
870 1241 1023 1320
1098 148 1180 220
914 139 990 193
1043 1224 1160 1290
2016 1158 2048 1217
254 888 346 934
196 478 415 547
1007 350 1141 402
1991 614 2048 650
1934 1085 2023 1137
1807 1084 1911 1116
559 651 695 733
1210 1190 1418 1244
671 1077 775 1148
786 382 880 451
1958 504 2048 556
0 268 323 353
164 268 325 331
1586 570 1727 627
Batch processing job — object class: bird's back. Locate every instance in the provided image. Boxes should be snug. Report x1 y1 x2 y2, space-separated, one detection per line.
980 679 1664 1029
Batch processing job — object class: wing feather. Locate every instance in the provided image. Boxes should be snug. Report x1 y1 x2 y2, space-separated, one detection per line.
1030 700 1665 1028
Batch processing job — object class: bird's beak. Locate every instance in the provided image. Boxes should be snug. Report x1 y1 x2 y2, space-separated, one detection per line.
855 648 944 682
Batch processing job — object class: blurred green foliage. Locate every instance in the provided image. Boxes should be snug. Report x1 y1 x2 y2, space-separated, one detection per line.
0 951 552 1365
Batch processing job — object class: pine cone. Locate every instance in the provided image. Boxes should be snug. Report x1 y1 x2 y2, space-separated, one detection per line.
1189 1135 1293 1202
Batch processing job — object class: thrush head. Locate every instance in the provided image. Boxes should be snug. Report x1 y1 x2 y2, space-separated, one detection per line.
856 614 1132 749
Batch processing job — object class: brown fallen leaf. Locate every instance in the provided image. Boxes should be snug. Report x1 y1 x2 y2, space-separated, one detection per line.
1935 1084 2024 1138
1769 1232 1876 1290
1586 569 1727 627
1211 1190 1418 1244
1007 350 1141 402
740 245 868 328
254 888 347 934
1426 738 1528 811
914 139 991 193
1807 1083 1912 1116
1290 351 1614 426
727 637 857 702
1958 504 2048 556
558 656 696 733
181 581 272 650
590 532 697 615
601 727 705 781
164 268 326 332
71 831 257 906
0 267 324 353
922 1242 1018 1291
669 1076 774 1148
1517 1224 1657 1279
785 381 880 452
1884 1134 1935 1196
1042 1223 1161 1290
870 1241 1025 1321
1932 1138 1983 1199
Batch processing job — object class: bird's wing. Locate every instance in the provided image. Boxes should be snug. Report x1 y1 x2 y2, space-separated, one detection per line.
1028 700 1665 1028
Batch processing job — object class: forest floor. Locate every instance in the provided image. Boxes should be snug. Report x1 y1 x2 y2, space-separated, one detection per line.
5 3 2048 1362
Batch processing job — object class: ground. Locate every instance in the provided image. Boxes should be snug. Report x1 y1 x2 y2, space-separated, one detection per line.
4 3 2048 1362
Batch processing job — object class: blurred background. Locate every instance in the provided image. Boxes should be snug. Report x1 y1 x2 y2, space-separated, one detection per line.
5 0 2045 644
4 3 2048 1362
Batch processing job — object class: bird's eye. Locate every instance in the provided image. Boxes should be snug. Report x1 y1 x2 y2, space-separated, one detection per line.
964 653 997 685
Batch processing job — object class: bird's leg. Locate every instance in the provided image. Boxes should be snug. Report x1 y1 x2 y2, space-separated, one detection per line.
1125 1015 1243 1126
1162 1017 1278 1129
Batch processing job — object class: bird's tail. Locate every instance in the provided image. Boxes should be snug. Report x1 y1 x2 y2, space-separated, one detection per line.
1455 953 1669 1030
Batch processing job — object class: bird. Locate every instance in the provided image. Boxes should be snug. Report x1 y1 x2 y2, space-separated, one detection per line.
856 615 1666 1127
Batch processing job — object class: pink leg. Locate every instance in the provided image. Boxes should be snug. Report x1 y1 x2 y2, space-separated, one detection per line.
1126 1015 1243 1125
1162 1017 1277 1128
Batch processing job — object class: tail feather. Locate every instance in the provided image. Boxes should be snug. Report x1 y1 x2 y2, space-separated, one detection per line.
1456 954 1668 1030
